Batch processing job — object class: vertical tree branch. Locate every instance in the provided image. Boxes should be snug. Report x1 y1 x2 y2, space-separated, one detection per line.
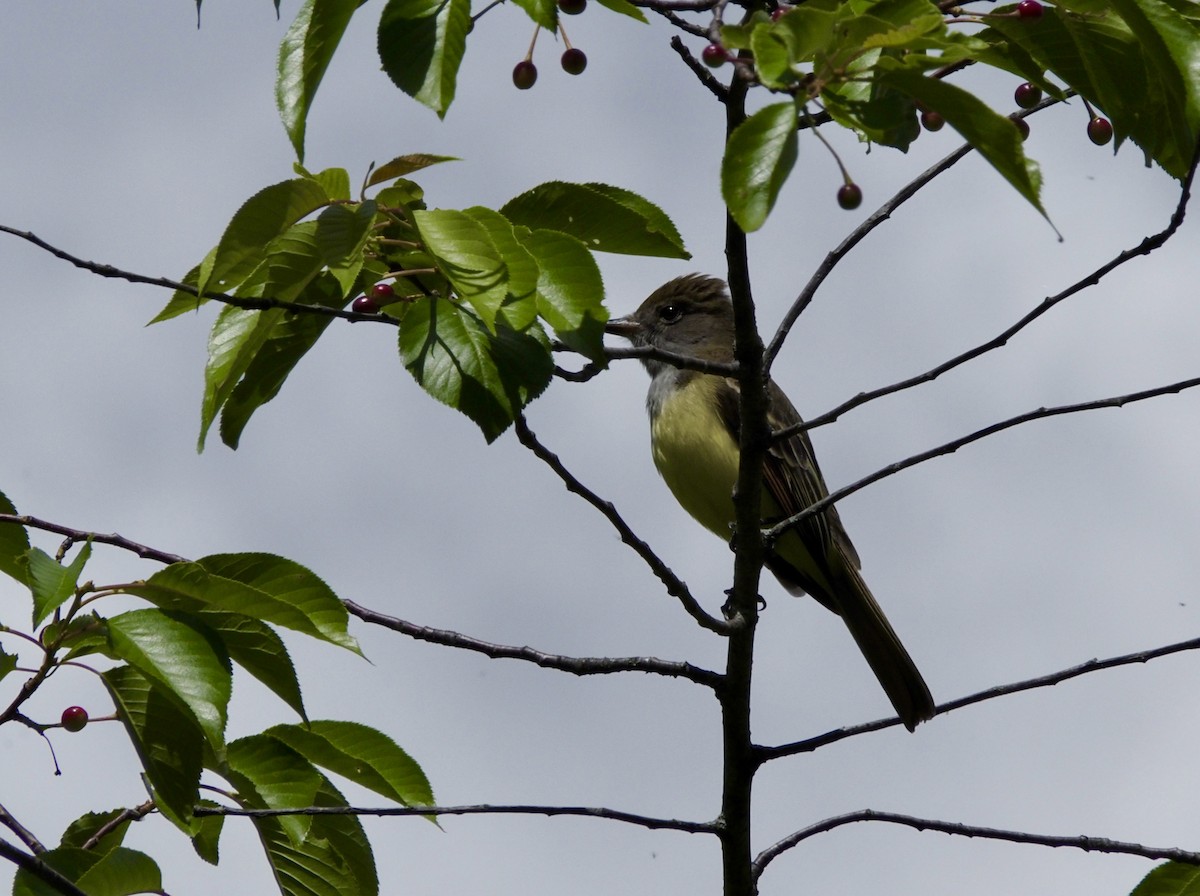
721 66 763 896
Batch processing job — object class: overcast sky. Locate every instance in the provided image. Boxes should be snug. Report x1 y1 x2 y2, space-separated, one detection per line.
3 3 1200 895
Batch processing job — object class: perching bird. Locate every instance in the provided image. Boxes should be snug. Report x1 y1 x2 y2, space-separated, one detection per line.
607 274 934 730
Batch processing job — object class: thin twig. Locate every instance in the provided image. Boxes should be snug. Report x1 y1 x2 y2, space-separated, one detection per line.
344 599 724 688
514 414 729 634
760 633 1200 757
669 35 729 101
80 802 156 851
785 121 1200 433
0 803 45 854
752 809 1200 879
766 373 1200 542
0 514 187 565
194 801 719 834
0 225 388 326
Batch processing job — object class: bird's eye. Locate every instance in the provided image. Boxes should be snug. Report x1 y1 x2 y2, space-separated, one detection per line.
659 303 684 323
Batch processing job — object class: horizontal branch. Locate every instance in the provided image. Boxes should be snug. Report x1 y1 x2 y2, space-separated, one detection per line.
0 225 387 325
767 373 1200 542
194 801 718 835
0 514 186 565
343 599 723 688
753 808 1200 880
514 414 729 634
760 632 1200 757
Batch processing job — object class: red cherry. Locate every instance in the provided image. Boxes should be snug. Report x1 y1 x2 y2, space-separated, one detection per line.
352 294 380 314
1087 116 1113 146
836 183 862 210
920 110 945 132
561 48 588 75
371 282 395 302
1011 116 1031 140
770 6 788 20
512 60 538 90
558 0 587 13
1016 0 1043 18
61 706 88 732
1014 82 1042 109
701 44 728 68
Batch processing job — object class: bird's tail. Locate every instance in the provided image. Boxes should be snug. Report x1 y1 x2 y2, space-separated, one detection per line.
832 561 935 731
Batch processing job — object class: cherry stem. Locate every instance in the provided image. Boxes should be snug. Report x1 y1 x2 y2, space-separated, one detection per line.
525 24 541 61
559 22 574 50
804 107 854 185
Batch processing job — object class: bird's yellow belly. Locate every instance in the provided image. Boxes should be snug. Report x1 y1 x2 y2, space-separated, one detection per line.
650 379 741 539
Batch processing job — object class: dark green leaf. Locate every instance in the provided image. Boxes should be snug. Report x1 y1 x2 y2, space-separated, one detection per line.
74 847 163 896
106 609 232 756
500 182 690 258
721 101 799 233
277 0 363 162
366 153 458 189
1129 861 1200 896
12 848 100 896
0 488 29 584
512 228 607 362
191 800 225 865
266 721 435 808
226 737 378 896
201 612 308 721
316 200 376 295
0 646 16 685
875 58 1046 216
226 735 324 845
60 810 129 855
377 0 471 116
102 665 204 832
148 259 208 323
399 298 554 442
29 541 91 627
129 553 360 653
197 178 330 298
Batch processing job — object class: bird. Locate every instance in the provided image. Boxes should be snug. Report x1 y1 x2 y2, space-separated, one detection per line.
606 274 935 730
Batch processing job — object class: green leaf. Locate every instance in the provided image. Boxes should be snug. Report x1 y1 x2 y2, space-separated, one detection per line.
102 664 204 832
463 206 540 331
499 182 690 258
512 228 607 362
201 612 308 721
721 101 799 233
60 810 130 855
875 58 1046 216
28 541 92 627
510 0 556 28
218 276 344 450
365 153 457 189
266 721 435 808
148 259 208 323
0 646 16 685
277 0 363 162
129 553 360 653
413 208 508 329
226 737 378 896
1129 861 1200 896
226 735 324 845
377 0 471 116
75 847 163 896
592 0 647 21
399 298 554 442
316 200 376 296
107 609 232 757
198 178 331 298
0 488 30 584
12 848 100 896
191 800 225 866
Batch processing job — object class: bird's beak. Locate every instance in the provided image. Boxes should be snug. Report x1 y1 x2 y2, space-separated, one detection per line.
605 315 641 339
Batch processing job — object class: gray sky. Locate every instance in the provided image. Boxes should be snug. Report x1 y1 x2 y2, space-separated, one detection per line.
3 3 1199 895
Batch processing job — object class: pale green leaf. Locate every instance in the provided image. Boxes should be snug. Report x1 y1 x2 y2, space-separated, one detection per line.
721 101 799 233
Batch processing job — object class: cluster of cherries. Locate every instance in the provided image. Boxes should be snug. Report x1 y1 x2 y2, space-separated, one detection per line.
700 0 1113 209
512 0 589 90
